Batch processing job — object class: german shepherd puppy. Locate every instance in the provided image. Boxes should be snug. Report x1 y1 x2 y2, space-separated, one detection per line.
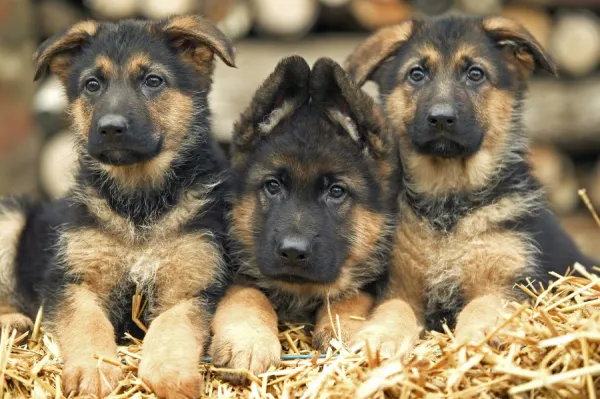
345 15 595 352
0 16 235 398
210 56 398 382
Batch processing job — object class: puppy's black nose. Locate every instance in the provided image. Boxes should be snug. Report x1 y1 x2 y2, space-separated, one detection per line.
97 114 128 138
427 104 457 130
277 236 311 264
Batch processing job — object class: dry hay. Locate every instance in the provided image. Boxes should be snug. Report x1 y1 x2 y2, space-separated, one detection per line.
0 262 597 398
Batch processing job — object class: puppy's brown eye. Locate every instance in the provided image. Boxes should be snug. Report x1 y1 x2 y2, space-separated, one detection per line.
85 78 101 92
328 184 346 200
144 75 163 88
467 66 485 82
265 179 281 196
409 67 426 82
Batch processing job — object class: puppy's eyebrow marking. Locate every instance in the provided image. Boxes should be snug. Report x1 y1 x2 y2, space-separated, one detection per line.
419 45 441 67
126 53 151 77
95 55 117 78
453 44 478 65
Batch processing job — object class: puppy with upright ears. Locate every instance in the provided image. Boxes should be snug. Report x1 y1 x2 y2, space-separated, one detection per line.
0 16 236 398
345 15 595 352
211 56 399 382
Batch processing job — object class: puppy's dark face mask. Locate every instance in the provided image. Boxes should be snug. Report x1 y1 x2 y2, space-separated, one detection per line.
33 17 235 187
230 56 392 295
346 16 556 194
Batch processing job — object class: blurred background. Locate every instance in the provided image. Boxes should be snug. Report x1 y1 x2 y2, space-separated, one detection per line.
1 0 599 258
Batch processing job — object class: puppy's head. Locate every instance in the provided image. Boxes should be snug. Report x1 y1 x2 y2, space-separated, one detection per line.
346 16 556 194
33 16 235 189
231 56 393 296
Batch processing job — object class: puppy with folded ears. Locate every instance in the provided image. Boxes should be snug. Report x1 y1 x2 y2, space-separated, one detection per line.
345 15 596 353
11 16 237 398
210 56 399 382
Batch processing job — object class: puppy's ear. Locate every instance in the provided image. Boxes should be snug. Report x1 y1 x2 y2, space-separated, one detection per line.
161 15 236 73
33 21 98 82
232 55 310 162
311 57 390 159
482 16 557 77
344 20 414 86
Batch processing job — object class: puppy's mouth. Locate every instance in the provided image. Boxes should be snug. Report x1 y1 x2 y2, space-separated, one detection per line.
96 149 156 166
89 137 163 166
417 137 467 158
272 274 318 284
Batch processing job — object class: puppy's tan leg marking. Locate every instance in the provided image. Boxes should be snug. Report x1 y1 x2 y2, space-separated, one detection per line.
454 294 510 345
55 285 122 398
453 230 529 345
312 292 373 352
354 298 421 357
139 299 207 399
210 285 280 384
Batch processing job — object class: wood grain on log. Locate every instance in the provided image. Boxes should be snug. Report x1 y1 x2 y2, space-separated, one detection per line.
525 77 600 149
529 144 579 214
351 0 413 30
251 0 319 39
550 11 600 77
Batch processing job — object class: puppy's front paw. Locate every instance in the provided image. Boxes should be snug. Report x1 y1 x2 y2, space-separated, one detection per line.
0 313 33 334
353 325 419 358
139 348 202 399
62 358 123 398
454 295 510 347
210 327 281 384
312 319 364 352
139 316 204 399
454 318 508 347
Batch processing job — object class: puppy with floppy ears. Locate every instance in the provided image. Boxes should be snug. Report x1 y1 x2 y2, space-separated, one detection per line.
210 56 399 382
345 15 595 352
12 16 237 398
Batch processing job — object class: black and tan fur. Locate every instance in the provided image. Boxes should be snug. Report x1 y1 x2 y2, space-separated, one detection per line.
210 56 399 382
0 16 235 398
345 15 596 352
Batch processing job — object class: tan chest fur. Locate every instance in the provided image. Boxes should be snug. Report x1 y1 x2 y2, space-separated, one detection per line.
58 190 223 314
388 195 536 321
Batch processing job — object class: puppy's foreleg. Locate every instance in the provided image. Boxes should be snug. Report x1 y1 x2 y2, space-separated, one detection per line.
210 285 280 384
139 298 208 399
353 298 422 357
312 291 374 352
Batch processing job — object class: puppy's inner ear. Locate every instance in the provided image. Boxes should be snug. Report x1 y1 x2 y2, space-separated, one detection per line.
33 21 97 82
258 92 296 134
327 108 362 144
322 87 362 145
344 20 414 86
232 56 310 154
312 58 389 159
482 16 557 76
162 15 236 73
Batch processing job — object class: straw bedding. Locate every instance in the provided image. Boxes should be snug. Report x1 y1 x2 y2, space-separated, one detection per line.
3 194 600 398
0 262 598 398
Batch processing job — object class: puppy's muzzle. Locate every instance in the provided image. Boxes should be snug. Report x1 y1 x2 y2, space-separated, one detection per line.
88 114 160 166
